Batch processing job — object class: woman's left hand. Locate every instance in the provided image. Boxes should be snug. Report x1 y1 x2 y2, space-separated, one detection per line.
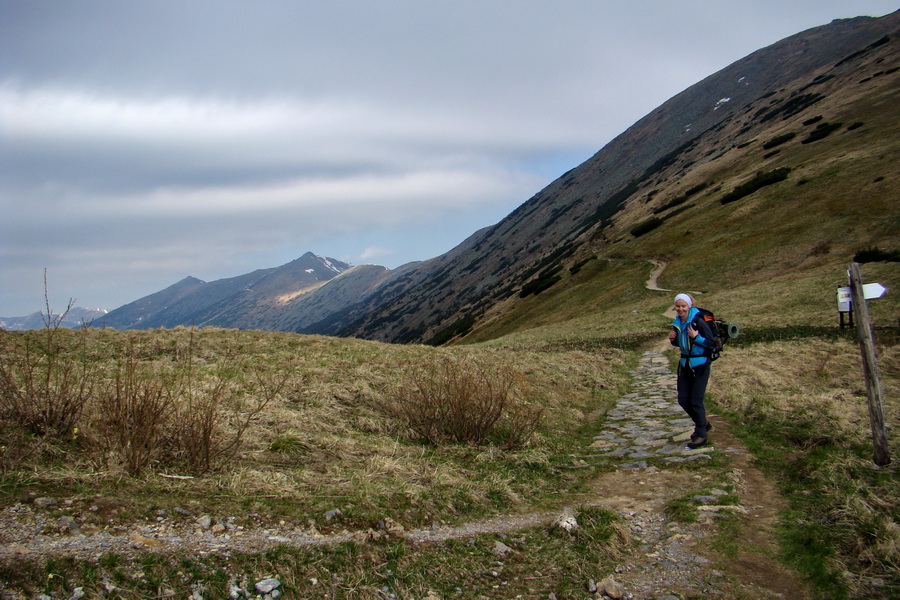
688 324 699 338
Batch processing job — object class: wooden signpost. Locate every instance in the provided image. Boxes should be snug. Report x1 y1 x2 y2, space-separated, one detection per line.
846 263 890 466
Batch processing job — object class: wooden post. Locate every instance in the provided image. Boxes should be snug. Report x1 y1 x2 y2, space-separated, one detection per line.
848 263 891 466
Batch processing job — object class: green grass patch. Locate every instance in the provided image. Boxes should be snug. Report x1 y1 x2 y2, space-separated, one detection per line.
664 493 701 523
708 512 743 559
714 406 899 599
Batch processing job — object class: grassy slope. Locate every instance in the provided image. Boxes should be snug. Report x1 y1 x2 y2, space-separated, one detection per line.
463 54 900 344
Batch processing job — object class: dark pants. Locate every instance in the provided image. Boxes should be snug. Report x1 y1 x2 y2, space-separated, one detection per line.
677 363 710 438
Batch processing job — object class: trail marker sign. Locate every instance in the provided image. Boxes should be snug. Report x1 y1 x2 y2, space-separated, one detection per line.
862 282 887 299
837 287 852 312
837 282 886 329
847 263 890 466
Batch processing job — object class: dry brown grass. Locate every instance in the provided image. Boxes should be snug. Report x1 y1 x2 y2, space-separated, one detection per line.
712 339 899 435
0 327 630 527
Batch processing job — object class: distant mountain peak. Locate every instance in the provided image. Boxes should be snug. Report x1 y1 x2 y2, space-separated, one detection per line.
95 251 353 330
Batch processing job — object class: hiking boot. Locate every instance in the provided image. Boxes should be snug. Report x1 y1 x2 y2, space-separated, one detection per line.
687 436 707 449
690 423 713 442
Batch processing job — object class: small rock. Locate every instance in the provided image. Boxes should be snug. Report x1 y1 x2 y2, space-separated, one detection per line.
34 497 57 508
554 514 578 532
673 430 693 443
325 508 342 522
68 588 85 600
586 579 598 593
493 541 514 556
380 517 405 536
173 506 192 516
128 532 164 548
620 461 648 470
197 515 213 530
598 576 625 599
255 577 281 594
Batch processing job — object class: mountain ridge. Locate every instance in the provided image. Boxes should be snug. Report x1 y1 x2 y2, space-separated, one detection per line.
318 11 900 344
94 252 353 330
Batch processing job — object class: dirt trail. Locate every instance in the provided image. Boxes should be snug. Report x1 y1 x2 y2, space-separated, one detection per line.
645 260 671 292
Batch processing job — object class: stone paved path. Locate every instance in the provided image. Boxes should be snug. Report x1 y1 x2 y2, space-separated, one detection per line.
586 350 714 469
578 349 810 599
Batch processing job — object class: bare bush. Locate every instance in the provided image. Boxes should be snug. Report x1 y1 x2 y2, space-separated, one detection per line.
93 344 174 475
386 355 540 447
168 333 288 475
0 273 96 438
172 381 227 476
0 330 95 439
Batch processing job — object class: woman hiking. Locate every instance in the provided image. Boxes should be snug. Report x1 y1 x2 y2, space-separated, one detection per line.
668 293 715 449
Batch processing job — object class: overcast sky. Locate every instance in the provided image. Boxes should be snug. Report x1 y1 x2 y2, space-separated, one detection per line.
1 1 897 316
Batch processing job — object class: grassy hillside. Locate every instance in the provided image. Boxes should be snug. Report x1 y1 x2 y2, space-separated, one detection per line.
460 33 899 346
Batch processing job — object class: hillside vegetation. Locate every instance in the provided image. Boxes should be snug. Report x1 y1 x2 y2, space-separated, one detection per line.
459 26 899 346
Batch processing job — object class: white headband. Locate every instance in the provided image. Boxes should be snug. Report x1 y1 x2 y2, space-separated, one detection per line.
674 293 693 308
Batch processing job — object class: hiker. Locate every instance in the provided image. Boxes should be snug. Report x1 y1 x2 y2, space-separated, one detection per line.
668 293 715 449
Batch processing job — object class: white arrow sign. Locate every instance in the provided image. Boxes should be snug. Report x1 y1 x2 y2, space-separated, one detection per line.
862 283 887 300
837 283 886 311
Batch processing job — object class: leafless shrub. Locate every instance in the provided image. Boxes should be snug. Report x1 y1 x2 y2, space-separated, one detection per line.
93 342 174 475
491 396 544 450
386 354 540 447
0 273 98 438
0 290 95 438
167 332 289 475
